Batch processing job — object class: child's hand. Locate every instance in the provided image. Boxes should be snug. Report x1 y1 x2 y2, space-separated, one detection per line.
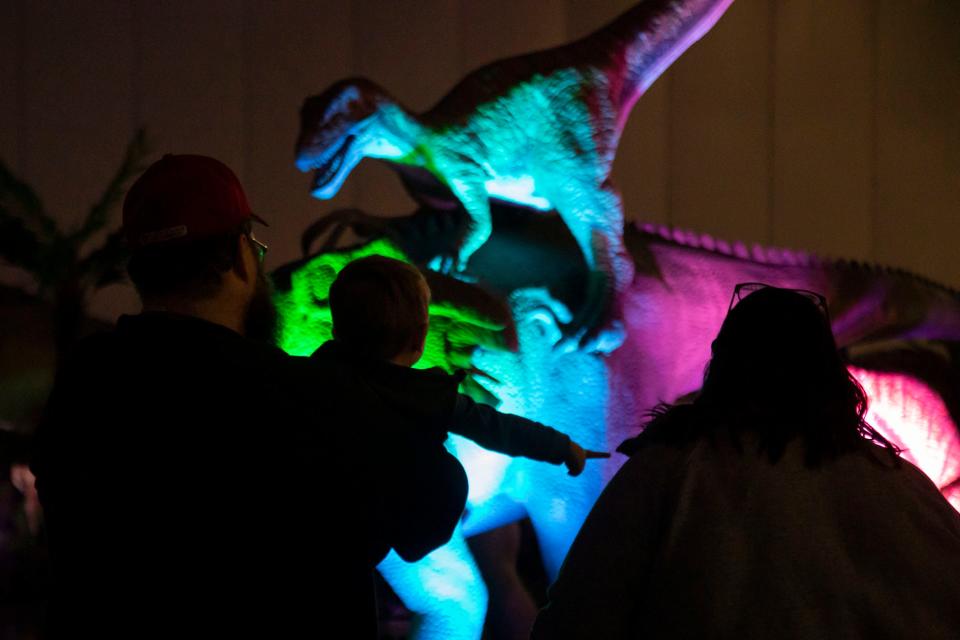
565 441 611 476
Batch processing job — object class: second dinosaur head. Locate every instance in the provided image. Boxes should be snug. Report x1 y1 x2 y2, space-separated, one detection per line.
296 77 409 200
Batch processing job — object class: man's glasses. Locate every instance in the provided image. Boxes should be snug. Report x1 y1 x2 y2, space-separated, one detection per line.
729 282 829 319
248 234 268 263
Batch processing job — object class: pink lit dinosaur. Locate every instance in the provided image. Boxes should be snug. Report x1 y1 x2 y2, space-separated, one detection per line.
280 202 960 639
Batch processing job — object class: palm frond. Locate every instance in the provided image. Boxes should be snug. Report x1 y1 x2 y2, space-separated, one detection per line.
0 160 55 239
78 229 129 289
34 237 78 293
0 211 42 272
72 128 149 243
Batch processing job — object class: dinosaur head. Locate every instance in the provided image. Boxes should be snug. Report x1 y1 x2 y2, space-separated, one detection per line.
296 78 393 200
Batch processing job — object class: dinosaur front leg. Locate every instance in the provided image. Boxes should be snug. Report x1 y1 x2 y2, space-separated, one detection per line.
447 177 493 273
551 181 634 352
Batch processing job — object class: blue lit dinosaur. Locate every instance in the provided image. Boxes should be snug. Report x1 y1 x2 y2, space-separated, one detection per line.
295 0 736 350
277 201 960 639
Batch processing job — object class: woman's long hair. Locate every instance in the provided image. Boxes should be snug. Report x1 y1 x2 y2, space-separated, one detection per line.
621 286 900 464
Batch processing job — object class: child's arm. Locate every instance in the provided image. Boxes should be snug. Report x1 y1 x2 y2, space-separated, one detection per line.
450 394 608 476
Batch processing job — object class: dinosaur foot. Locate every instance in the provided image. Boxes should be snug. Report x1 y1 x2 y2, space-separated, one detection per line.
495 285 624 357
556 318 627 355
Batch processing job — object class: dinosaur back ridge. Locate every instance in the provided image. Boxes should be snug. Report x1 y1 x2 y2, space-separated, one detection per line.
632 221 960 301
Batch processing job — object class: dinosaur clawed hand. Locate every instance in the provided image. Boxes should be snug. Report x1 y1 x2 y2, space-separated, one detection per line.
430 251 463 277
555 270 627 355
427 243 480 284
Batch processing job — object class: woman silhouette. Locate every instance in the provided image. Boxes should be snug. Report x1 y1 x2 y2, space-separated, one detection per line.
533 284 960 639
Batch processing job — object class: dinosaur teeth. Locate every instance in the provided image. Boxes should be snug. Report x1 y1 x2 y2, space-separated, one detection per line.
311 135 355 191
313 153 343 190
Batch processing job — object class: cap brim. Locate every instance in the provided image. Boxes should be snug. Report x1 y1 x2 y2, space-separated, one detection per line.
250 212 269 227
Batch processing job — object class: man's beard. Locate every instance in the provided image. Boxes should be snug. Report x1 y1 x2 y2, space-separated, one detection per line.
245 265 278 346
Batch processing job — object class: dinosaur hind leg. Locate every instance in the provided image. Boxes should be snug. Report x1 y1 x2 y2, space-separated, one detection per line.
377 527 488 640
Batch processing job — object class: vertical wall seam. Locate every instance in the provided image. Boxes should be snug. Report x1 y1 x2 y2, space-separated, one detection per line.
665 71 674 225
457 0 466 103
130 0 142 134
869 0 879 263
14 0 26 174
239 0 249 182
766 0 777 246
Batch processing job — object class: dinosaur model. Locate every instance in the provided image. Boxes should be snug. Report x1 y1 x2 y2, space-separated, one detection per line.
287 0 960 634
272 202 960 640
295 0 736 350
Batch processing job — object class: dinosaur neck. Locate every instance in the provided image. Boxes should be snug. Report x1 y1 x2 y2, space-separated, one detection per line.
366 101 426 166
589 0 734 123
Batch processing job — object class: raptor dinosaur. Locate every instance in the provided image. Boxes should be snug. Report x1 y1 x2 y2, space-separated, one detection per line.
274 201 960 640
295 0 736 350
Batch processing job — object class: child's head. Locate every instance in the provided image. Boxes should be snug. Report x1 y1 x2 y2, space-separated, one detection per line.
329 255 431 364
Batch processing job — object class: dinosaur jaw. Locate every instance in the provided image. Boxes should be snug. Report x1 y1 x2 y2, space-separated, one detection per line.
303 134 360 200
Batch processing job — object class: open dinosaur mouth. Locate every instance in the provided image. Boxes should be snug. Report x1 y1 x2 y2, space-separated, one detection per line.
311 135 355 194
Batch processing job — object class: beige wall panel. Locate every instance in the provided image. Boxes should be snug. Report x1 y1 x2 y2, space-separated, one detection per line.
567 0 669 225
242 0 353 270
773 0 873 261
615 79 669 225
5 0 960 305
669 0 772 245
136 1 244 173
20 1 135 228
461 0 565 71
18 2 137 320
876 0 960 288
349 0 460 217
0 1 19 168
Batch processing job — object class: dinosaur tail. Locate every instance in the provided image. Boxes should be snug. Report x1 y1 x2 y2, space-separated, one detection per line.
589 0 735 121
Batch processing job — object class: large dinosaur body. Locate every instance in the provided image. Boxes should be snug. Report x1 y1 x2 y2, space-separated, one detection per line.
326 204 960 477
296 0 735 349
274 204 960 639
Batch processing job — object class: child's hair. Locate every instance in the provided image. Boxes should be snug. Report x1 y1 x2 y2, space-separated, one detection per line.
329 255 430 361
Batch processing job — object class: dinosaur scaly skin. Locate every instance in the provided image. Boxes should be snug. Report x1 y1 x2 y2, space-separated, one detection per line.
296 0 735 350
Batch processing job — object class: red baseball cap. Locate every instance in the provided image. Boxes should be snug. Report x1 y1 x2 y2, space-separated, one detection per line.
122 154 267 250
